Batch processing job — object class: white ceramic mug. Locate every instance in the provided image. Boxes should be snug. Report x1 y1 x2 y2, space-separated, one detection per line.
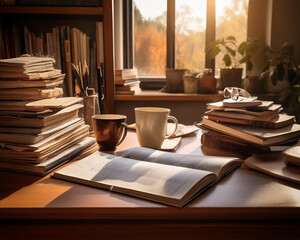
135 107 178 149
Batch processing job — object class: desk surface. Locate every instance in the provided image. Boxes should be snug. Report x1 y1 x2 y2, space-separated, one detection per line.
0 130 299 240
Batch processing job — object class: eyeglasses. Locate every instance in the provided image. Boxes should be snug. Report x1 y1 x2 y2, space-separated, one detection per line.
223 87 251 101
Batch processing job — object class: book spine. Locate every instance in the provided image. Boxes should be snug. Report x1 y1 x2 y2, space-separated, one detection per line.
249 120 274 129
201 132 270 155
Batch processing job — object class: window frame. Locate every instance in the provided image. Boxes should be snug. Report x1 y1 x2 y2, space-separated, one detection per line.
128 0 239 79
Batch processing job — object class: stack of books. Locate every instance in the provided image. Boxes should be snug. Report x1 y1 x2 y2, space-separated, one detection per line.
0 22 103 96
115 68 141 95
197 97 300 156
0 56 96 175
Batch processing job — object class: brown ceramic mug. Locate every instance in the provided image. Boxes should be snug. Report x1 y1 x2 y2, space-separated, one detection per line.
92 114 128 151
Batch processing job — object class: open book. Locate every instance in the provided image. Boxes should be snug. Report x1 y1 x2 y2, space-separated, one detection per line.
52 147 242 207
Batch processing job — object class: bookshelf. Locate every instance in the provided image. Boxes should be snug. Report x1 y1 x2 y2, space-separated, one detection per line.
0 0 115 113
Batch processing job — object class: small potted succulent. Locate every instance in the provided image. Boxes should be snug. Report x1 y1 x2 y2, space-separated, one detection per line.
183 69 217 94
183 70 201 94
207 36 259 89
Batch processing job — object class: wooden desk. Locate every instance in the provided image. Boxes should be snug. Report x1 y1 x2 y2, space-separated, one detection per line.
0 130 299 240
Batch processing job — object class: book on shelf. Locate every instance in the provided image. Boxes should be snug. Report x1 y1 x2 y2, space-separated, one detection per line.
242 152 300 185
0 123 90 162
0 137 96 176
0 56 55 67
205 112 295 129
115 78 140 86
0 118 84 145
115 79 140 86
199 117 300 146
0 63 55 73
52 147 242 207
0 69 62 80
0 76 64 89
0 103 82 128
115 68 138 77
0 97 82 111
115 74 139 81
115 81 141 95
0 117 82 135
0 87 63 100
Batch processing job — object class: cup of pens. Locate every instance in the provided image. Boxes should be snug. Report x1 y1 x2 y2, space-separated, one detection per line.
72 63 100 131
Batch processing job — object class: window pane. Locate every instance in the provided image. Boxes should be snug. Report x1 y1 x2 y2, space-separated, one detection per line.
215 0 249 77
134 0 167 76
175 0 207 70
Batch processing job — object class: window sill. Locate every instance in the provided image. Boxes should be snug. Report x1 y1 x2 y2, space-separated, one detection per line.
115 90 280 102
115 90 223 101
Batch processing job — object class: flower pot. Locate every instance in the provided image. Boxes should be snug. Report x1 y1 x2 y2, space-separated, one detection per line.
165 68 187 93
183 76 199 94
265 77 291 94
220 68 243 89
198 75 217 94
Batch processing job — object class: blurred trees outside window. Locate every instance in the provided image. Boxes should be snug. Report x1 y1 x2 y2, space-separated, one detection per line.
134 0 248 77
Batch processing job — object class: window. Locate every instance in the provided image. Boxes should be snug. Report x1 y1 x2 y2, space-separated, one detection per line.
133 0 249 77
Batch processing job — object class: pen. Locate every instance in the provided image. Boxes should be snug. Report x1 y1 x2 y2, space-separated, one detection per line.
71 63 87 96
97 67 105 114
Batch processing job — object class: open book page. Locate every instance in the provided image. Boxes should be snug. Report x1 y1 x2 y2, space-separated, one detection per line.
52 151 217 207
116 147 242 178
242 152 300 185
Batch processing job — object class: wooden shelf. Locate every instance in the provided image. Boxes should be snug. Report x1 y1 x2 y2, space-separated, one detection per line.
0 6 103 15
115 90 224 102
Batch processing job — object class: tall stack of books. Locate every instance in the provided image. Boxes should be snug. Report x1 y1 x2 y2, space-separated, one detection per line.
115 68 141 95
0 56 96 175
197 97 300 156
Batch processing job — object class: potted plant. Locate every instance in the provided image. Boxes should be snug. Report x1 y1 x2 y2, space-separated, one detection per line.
165 68 188 93
207 36 259 89
260 42 297 93
260 42 300 122
183 70 201 94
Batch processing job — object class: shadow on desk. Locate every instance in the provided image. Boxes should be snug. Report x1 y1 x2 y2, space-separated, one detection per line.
0 170 41 200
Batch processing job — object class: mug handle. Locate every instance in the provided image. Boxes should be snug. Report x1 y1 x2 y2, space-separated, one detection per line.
165 116 178 138
116 122 128 146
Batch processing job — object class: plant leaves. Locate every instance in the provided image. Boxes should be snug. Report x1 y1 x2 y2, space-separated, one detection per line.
225 46 235 56
277 62 285 80
239 55 250 64
226 36 236 41
209 46 221 58
246 60 253 71
223 54 231 67
270 68 278 85
238 42 246 55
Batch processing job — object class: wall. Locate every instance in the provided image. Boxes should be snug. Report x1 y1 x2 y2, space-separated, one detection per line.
247 0 300 76
271 0 300 63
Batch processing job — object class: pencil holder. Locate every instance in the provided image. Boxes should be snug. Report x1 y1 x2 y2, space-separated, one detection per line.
83 94 100 132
